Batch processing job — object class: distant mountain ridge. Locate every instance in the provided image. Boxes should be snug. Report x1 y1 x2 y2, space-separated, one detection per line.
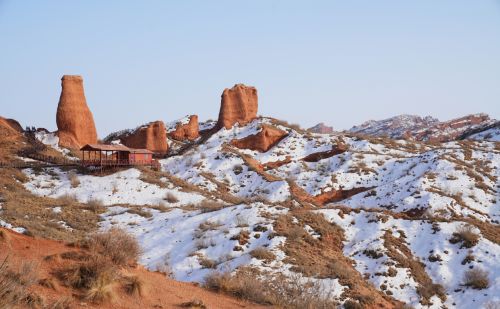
347 113 497 142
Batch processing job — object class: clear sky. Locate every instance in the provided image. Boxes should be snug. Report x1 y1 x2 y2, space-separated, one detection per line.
1 1 499 137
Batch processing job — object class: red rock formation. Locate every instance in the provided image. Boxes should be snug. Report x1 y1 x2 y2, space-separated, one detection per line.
56 75 98 149
302 143 348 162
232 125 287 152
308 123 334 134
216 84 258 129
120 121 168 154
170 115 200 141
0 116 22 134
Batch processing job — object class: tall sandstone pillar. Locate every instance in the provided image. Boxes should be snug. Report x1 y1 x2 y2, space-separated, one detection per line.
56 75 98 149
216 84 258 130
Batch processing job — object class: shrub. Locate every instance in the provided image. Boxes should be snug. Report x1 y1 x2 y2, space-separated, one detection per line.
249 247 275 261
84 273 115 303
463 268 489 289
68 171 80 188
86 228 141 266
0 258 38 309
85 198 105 214
122 275 144 297
198 200 224 213
180 299 207 309
57 255 116 289
449 225 479 248
57 193 77 205
199 256 217 269
164 192 179 203
204 268 338 308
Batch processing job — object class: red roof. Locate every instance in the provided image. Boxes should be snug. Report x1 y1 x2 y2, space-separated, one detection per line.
80 144 153 154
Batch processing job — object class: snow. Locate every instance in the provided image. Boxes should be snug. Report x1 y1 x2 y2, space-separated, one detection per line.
23 168 205 206
34 131 74 157
13 116 500 308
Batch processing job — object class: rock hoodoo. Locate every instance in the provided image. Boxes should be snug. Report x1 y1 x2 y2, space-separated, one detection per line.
232 125 287 152
119 121 168 154
56 75 98 149
216 84 258 130
170 115 200 141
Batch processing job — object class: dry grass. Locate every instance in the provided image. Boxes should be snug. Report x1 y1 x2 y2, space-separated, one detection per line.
180 299 207 309
84 228 142 266
0 258 38 309
122 275 144 297
68 171 80 188
84 273 116 303
249 247 275 261
199 200 225 213
164 192 179 203
463 268 489 289
204 267 338 308
198 256 217 269
449 225 480 248
84 198 105 214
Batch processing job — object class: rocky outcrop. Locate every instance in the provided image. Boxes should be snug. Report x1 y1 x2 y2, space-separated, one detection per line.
348 113 496 142
413 113 495 142
217 84 258 130
302 143 348 162
231 125 287 152
308 123 333 134
56 75 98 149
116 121 168 154
170 115 200 141
0 117 22 134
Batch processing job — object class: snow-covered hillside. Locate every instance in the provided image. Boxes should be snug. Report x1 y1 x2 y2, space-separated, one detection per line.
348 113 497 142
13 117 500 308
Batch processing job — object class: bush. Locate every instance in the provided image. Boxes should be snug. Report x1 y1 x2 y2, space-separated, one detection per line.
86 228 141 266
164 192 179 203
69 171 80 188
85 198 105 214
449 225 479 248
0 258 38 309
198 200 224 213
122 275 144 297
84 273 115 303
249 247 275 261
463 268 489 289
204 268 338 308
199 256 217 269
180 299 207 309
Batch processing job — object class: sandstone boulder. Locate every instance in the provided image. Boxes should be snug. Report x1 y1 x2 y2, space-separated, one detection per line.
119 121 168 154
170 115 200 141
0 117 22 134
217 84 258 129
232 125 287 152
56 75 98 149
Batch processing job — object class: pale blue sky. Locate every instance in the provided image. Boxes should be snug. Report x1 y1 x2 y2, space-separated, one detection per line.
1 1 499 137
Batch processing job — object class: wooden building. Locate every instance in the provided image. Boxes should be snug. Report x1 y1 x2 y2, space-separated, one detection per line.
80 144 158 168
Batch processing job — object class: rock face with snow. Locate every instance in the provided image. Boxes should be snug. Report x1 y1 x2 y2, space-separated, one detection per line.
118 121 168 154
349 115 439 139
308 122 334 134
169 115 200 141
232 124 287 152
216 84 258 130
56 75 98 149
349 113 497 142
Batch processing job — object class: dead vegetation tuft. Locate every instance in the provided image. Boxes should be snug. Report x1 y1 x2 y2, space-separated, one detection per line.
463 268 489 289
204 267 338 308
449 225 480 248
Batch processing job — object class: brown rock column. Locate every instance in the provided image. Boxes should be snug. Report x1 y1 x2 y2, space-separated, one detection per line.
56 75 98 148
216 84 258 129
